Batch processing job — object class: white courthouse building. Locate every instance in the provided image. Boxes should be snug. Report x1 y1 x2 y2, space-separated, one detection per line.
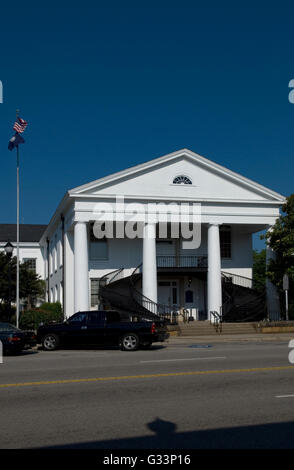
0 149 285 321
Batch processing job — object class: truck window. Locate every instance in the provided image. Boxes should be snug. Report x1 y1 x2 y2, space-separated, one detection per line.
106 311 121 323
69 313 87 323
87 312 104 324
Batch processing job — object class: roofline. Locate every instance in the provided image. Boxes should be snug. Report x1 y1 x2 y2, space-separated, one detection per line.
68 148 285 202
0 241 41 247
39 192 71 244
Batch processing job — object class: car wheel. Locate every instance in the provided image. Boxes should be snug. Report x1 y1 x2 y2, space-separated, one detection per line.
120 333 139 351
42 334 60 351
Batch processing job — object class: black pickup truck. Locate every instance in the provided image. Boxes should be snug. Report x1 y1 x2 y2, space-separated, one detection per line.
37 310 169 351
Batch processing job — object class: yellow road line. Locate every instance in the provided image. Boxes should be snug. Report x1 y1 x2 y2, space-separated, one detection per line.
0 365 293 389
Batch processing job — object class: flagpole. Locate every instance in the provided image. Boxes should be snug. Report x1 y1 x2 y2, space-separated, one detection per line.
16 109 20 328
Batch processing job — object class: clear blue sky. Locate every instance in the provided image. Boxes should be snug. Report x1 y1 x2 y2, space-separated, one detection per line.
0 1 293 250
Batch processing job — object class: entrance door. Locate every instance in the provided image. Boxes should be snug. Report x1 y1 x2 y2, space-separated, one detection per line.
158 281 178 306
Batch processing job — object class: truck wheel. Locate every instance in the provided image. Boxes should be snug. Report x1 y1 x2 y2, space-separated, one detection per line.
120 333 139 351
42 334 60 351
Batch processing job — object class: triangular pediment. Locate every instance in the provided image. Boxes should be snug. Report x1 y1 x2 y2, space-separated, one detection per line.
69 149 284 203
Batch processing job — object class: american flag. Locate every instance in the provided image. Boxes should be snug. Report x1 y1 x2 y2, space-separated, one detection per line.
13 117 28 134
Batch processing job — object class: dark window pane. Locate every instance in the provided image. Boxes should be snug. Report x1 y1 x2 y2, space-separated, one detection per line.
220 226 231 258
172 287 177 304
185 290 194 303
87 312 104 324
106 311 121 323
70 313 87 323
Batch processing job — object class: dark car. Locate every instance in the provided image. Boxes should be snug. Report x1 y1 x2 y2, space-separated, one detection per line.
0 322 37 354
37 310 169 351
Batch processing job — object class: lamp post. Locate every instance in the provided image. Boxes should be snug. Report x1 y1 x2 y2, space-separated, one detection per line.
4 241 13 318
283 274 289 322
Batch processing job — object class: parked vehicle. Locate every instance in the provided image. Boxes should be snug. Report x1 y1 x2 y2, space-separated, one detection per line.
37 310 169 351
0 322 37 354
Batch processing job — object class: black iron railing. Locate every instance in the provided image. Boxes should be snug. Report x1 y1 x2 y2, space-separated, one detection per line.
156 255 208 268
221 271 266 323
130 264 180 323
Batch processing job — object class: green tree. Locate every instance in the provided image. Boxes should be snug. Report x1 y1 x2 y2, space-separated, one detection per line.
0 252 45 318
265 194 294 317
252 249 266 292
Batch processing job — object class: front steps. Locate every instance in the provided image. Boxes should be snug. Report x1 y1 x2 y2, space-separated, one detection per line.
175 321 260 336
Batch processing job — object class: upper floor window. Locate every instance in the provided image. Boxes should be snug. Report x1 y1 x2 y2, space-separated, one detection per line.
173 175 192 185
220 226 231 259
23 258 36 273
90 223 108 260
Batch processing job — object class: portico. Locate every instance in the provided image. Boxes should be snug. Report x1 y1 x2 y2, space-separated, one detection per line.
39 148 285 322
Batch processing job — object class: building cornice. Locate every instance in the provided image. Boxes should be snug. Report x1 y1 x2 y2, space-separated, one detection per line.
72 193 284 205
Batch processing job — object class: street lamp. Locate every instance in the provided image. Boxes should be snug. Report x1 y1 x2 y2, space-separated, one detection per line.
4 241 13 319
4 241 13 258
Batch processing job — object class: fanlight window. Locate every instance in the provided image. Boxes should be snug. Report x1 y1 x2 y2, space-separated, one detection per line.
173 175 192 185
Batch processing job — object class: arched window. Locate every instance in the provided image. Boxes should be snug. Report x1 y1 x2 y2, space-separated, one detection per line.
173 175 192 185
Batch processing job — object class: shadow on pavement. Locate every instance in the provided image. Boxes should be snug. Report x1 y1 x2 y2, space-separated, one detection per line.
37 345 167 352
39 417 294 449
4 349 39 357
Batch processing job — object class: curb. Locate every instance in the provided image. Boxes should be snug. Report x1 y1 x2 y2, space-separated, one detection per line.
166 333 294 344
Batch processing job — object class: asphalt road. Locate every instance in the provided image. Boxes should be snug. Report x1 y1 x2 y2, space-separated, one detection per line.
0 338 294 449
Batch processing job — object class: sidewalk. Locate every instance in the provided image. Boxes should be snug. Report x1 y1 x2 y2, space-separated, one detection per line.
167 333 294 344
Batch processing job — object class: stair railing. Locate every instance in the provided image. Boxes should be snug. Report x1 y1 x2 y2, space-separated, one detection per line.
130 263 180 323
210 310 223 333
221 271 265 293
221 271 266 323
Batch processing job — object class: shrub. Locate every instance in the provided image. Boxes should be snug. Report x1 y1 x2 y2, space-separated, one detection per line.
20 303 64 331
39 302 62 314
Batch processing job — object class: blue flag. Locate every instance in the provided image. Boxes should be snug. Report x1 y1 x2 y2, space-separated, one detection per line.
8 132 25 151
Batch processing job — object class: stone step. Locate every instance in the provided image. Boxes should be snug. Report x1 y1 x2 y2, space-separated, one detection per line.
178 322 259 336
180 330 258 336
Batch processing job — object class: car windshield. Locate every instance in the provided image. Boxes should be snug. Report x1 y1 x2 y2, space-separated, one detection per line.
0 322 20 332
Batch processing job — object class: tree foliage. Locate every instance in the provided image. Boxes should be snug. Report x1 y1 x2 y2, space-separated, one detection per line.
265 194 294 313
0 252 45 314
252 249 266 292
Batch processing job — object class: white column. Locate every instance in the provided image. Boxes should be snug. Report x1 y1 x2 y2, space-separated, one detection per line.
74 222 89 312
142 223 157 303
266 226 281 321
207 223 222 321
64 230 74 318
